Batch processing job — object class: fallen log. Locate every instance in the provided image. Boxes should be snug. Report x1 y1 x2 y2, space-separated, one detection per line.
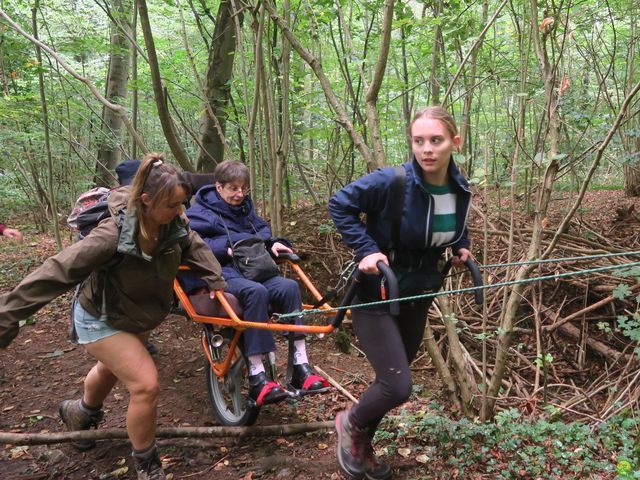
0 421 334 446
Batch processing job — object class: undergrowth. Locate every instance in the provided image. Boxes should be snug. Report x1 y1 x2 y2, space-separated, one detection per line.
377 402 640 479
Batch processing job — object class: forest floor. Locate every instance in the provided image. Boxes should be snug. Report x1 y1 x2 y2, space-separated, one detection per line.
0 188 638 480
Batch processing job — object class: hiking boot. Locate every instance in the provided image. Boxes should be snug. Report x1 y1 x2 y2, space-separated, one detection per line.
290 363 330 393
133 449 166 480
248 371 289 406
58 399 104 451
363 438 392 480
335 410 369 479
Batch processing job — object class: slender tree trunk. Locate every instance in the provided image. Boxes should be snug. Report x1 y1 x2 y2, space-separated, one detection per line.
32 0 62 249
196 0 239 171
429 0 443 104
95 0 132 186
136 0 191 170
483 0 562 418
364 0 394 168
263 0 375 170
130 3 138 160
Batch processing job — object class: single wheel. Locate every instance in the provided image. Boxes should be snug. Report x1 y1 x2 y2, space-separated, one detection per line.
205 332 259 427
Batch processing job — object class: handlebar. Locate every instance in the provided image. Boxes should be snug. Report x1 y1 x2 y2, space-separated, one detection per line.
275 251 300 263
331 261 400 328
441 257 484 305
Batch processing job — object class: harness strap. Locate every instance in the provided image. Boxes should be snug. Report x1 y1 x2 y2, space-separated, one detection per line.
256 381 284 406
301 374 330 391
388 165 406 263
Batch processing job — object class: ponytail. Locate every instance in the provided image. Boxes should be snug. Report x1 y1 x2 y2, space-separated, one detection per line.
127 152 190 240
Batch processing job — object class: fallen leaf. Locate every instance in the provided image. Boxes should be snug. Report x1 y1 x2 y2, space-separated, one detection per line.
398 447 411 458
116 458 127 466
317 443 328 450
109 466 129 477
10 446 29 459
3 406 15 412
416 454 429 464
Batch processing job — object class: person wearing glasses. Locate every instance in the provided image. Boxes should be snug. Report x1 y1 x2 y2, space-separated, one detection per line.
0 152 226 480
183 160 328 406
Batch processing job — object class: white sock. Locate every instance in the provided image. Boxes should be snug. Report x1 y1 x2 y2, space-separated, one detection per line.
248 354 265 376
293 339 309 365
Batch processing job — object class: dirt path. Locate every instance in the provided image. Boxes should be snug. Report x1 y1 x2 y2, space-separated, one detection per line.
0 241 440 480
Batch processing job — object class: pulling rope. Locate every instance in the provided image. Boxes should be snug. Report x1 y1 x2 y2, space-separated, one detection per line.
273 258 640 321
478 250 640 270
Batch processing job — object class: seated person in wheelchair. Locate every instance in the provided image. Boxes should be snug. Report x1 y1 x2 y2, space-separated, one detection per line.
181 160 328 405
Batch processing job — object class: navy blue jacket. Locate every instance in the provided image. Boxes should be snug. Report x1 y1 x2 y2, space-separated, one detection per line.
329 156 471 263
185 185 290 284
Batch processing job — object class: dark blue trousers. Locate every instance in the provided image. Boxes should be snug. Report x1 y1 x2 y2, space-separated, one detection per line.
225 275 303 356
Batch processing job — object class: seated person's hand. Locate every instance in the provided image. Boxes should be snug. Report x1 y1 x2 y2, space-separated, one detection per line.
359 252 388 275
2 228 23 241
451 248 471 267
271 241 293 257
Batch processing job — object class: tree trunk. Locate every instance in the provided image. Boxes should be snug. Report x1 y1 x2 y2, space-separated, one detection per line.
95 0 133 186
137 0 192 170
32 0 62 250
196 0 240 171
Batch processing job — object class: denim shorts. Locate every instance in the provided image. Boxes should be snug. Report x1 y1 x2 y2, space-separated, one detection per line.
72 300 121 345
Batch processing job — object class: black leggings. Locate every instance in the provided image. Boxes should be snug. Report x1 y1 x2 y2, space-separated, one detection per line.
349 297 433 432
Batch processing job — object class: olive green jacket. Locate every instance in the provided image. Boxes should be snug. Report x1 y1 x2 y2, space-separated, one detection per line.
0 188 226 347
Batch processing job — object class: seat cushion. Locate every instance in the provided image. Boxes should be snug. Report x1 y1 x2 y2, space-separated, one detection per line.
188 292 244 318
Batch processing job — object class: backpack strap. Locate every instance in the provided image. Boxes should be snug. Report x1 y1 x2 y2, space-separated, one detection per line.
388 165 406 264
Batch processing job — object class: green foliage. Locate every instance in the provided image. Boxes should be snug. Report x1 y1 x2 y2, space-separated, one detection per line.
376 403 640 479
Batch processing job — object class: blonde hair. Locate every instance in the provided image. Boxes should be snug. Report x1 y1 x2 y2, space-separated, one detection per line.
127 152 190 240
409 106 459 139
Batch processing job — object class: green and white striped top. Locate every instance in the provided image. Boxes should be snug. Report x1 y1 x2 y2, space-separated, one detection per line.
423 182 457 246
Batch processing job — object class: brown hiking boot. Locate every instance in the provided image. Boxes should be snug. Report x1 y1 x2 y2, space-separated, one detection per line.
335 410 368 479
133 449 166 480
363 438 392 480
58 399 103 451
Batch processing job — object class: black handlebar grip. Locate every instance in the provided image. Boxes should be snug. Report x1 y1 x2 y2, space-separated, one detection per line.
377 262 400 316
441 257 484 305
465 258 484 305
276 251 300 263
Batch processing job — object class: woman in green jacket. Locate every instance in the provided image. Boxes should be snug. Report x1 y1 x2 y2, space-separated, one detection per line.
0 153 226 480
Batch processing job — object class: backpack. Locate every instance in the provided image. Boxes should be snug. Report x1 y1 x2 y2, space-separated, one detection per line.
67 187 120 343
67 187 111 239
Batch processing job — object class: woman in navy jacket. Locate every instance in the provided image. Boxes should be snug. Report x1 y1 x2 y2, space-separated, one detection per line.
329 106 472 480
185 160 328 405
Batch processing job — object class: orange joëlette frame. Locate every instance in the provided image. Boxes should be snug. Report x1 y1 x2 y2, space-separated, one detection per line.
173 262 336 380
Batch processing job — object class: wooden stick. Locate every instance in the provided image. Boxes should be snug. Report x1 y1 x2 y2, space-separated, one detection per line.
0 421 334 447
314 365 359 403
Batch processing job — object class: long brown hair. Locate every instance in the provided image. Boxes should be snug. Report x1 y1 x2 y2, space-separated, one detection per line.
127 152 190 240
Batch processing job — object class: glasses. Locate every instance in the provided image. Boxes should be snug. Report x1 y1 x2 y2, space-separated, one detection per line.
221 183 250 195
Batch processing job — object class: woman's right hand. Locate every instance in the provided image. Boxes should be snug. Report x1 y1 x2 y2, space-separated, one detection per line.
358 252 388 274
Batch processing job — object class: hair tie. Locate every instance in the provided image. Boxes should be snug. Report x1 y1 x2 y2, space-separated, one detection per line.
152 159 163 167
